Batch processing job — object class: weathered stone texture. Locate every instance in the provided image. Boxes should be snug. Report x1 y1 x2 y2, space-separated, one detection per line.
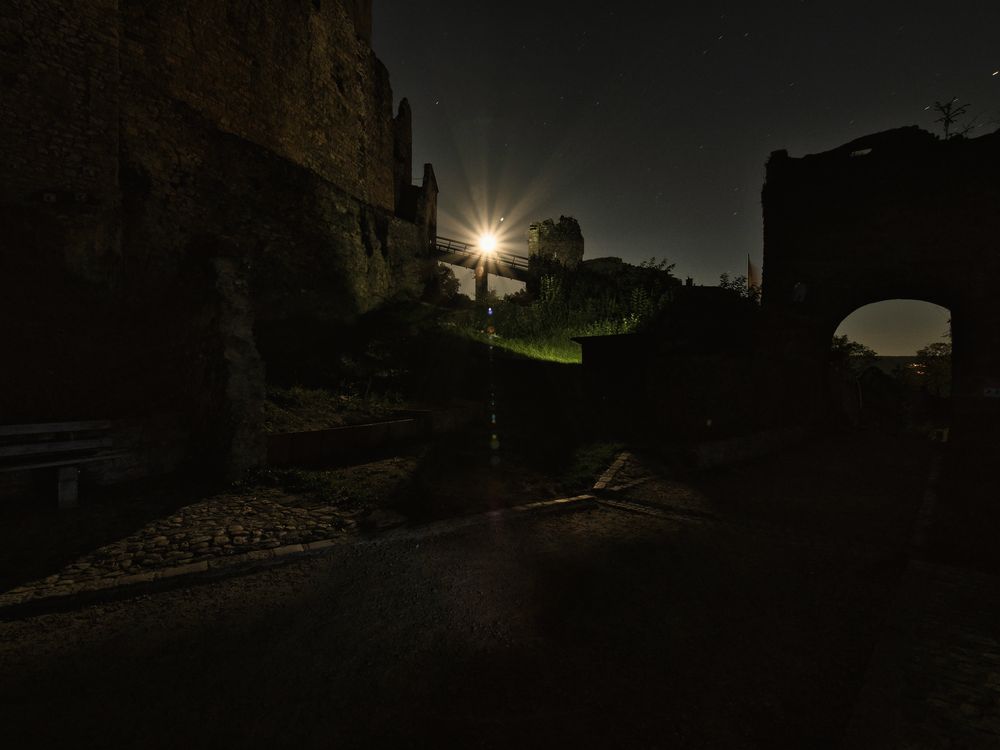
0 0 120 203
181 257 266 481
0 0 123 287
339 0 373 44
122 0 393 211
528 216 585 268
118 86 429 324
0 0 436 480
393 99 414 212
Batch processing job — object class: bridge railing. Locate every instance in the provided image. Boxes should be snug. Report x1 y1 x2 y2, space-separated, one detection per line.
436 236 473 254
434 236 531 271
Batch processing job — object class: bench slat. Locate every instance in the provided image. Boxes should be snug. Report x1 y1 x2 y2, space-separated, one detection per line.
0 437 113 459
0 450 127 473
0 420 112 437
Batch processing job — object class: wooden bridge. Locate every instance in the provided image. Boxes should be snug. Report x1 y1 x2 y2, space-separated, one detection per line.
434 236 530 299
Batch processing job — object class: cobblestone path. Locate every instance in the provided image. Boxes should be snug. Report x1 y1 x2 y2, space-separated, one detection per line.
0 489 370 607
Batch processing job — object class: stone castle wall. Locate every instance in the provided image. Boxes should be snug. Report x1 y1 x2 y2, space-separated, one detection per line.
122 0 393 212
0 0 121 203
0 0 436 479
0 0 123 290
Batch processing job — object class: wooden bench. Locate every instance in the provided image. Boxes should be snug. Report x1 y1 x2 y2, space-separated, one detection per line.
0 421 121 509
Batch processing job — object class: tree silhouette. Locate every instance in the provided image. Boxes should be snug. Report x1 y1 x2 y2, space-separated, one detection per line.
830 335 876 374
915 341 952 397
931 98 975 139
719 272 760 304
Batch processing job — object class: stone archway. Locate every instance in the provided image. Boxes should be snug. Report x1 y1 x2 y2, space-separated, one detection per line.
830 299 953 430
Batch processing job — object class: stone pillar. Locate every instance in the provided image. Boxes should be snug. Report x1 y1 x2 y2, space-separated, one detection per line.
210 257 267 480
475 260 489 302
172 252 266 482
417 163 438 249
392 99 412 217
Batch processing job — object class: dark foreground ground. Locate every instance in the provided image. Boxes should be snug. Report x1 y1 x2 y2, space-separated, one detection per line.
1 431 997 749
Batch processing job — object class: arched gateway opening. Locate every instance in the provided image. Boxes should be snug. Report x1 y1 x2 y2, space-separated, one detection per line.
831 300 952 431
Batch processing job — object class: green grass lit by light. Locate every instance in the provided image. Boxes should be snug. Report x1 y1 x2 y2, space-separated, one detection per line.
451 328 582 363
451 314 644 364
445 279 651 364
485 335 582 364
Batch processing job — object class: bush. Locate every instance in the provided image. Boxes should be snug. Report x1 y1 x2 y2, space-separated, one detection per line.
452 273 668 362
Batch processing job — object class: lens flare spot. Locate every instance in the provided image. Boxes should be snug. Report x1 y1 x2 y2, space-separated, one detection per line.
479 233 497 253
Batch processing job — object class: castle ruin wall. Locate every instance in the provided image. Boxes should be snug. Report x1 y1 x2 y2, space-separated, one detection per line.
0 0 436 480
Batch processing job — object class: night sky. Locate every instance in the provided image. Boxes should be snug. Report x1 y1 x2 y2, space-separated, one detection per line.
374 1 998 353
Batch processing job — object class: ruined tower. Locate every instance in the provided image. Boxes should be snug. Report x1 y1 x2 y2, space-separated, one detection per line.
527 216 585 268
761 126 1000 445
